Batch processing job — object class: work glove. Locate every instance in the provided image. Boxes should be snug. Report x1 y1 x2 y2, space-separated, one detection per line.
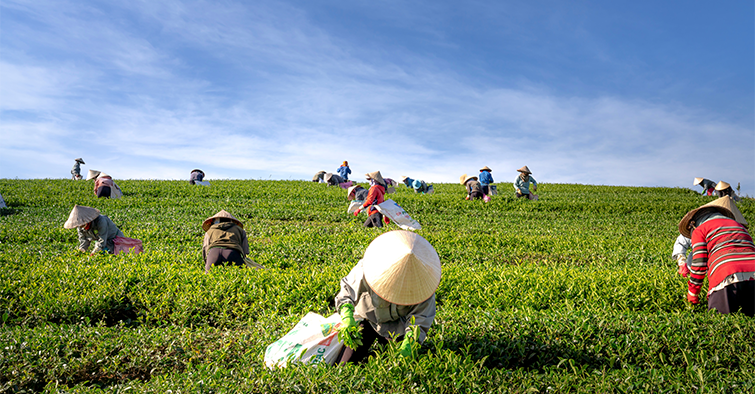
516 189 521 194
340 303 356 328
676 255 689 277
338 304 363 350
384 216 390 225
398 329 416 358
686 293 699 304
353 209 361 216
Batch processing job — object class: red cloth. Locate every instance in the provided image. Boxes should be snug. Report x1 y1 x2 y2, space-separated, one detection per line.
688 217 755 296
361 184 385 216
94 177 114 191
113 236 144 255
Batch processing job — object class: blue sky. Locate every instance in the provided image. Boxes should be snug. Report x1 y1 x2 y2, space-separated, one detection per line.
2 0 753 195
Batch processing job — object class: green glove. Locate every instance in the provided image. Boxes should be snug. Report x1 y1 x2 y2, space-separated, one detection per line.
340 303 356 328
338 304 363 350
398 329 416 358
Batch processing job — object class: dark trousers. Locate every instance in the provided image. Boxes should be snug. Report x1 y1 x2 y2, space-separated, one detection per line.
96 186 111 198
481 186 490 195
337 321 390 364
708 281 755 317
205 248 245 273
469 191 484 200
516 192 529 199
363 212 384 228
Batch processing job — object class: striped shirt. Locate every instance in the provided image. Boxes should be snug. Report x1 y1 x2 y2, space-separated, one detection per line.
689 217 755 296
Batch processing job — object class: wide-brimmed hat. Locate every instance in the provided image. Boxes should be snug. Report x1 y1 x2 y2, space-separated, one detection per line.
693 177 705 186
715 181 731 191
324 173 335 182
191 169 204 175
400 176 410 182
459 174 477 185
347 185 362 200
361 230 441 306
86 169 101 180
75 158 85 164
480 166 492 172
366 171 386 186
517 166 532 174
97 173 111 179
678 196 748 238
202 210 244 232
63 205 100 229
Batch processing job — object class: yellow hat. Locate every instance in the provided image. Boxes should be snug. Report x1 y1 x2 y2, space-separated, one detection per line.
678 196 748 238
202 210 244 232
63 205 100 229
361 231 441 305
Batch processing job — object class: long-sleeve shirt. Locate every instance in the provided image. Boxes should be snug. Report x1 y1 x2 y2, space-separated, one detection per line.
77 215 124 253
514 175 537 194
202 222 249 262
361 184 385 216
672 234 692 260
465 180 482 195
478 171 494 186
337 165 351 180
335 260 436 343
94 177 114 192
71 162 81 176
688 217 755 296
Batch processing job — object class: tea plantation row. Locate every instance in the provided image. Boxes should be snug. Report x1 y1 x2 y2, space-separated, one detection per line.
1 179 753 393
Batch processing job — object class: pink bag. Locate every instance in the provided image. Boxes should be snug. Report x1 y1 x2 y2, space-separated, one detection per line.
113 236 144 255
339 181 353 189
483 194 491 202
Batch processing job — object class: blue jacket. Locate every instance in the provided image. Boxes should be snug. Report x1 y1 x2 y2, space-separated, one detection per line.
337 165 351 180
479 171 493 186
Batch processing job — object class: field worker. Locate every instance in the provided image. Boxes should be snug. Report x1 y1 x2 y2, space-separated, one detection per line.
460 174 483 200
478 166 494 195
693 177 716 196
514 166 537 199
189 169 205 185
354 171 389 228
335 230 441 363
337 161 352 181
671 234 692 277
715 181 740 202
93 173 117 198
324 172 346 187
312 171 326 183
348 185 369 203
678 196 754 316
71 158 85 180
202 210 250 274
401 176 432 194
64 205 124 255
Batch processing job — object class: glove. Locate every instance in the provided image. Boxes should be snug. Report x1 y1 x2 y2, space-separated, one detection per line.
686 293 699 304
340 304 356 328
353 209 361 216
338 304 363 350
676 255 689 277
398 330 415 358
516 189 521 194
384 216 390 225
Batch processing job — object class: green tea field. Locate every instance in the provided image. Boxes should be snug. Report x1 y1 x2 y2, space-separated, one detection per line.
1 179 754 393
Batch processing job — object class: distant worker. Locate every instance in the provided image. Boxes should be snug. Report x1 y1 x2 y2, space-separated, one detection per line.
353 171 389 228
715 181 740 202
337 161 352 181
478 166 494 195
335 230 441 363
514 166 537 199
312 171 326 183
460 174 483 200
693 177 716 196
189 169 206 185
71 158 85 180
324 172 346 187
347 185 369 203
678 196 753 316
400 176 433 194
64 205 125 255
92 173 121 198
202 210 250 274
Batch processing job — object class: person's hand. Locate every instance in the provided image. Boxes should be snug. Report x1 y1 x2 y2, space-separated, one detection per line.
676 255 689 277
686 293 699 304
384 216 390 225
353 209 361 216
398 330 415 358
516 189 521 194
465 195 470 200
338 304 362 349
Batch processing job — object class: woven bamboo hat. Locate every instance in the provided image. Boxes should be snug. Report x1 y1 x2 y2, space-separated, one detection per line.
678 196 748 238
202 210 243 232
480 166 492 172
347 185 362 200
459 174 477 185
324 173 334 182
517 166 532 174
97 173 111 179
693 177 704 186
86 169 101 180
63 205 100 229
366 171 386 186
715 181 731 191
400 176 409 182
362 230 441 305
75 158 85 164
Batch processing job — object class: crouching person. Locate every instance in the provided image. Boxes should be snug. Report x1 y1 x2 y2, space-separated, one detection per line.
335 230 441 363
64 205 125 255
202 210 250 273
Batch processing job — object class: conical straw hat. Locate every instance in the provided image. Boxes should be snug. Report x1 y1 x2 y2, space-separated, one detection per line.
365 171 385 186
361 230 441 306
678 196 748 238
324 173 334 182
459 174 477 185
75 158 85 164
86 169 101 180
693 177 704 186
480 166 492 172
97 173 111 179
347 185 361 200
715 181 731 191
202 210 244 232
400 176 409 182
63 205 100 229
517 166 532 174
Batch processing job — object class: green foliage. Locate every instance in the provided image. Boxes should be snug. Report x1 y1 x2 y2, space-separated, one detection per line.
1 179 754 393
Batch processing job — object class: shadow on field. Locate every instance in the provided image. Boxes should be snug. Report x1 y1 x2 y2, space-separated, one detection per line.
432 333 609 370
0 207 20 216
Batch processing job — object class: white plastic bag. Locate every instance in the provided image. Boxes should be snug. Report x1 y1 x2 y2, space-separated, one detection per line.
264 312 344 368
195 180 211 186
347 201 362 214
375 199 422 231
489 185 498 196
111 183 123 199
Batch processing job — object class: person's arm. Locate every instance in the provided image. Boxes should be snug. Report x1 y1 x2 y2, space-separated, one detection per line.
360 187 378 210
530 177 537 190
402 295 436 343
77 228 91 252
335 262 365 310
202 232 210 262
687 228 709 302
241 228 249 256
514 177 522 191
